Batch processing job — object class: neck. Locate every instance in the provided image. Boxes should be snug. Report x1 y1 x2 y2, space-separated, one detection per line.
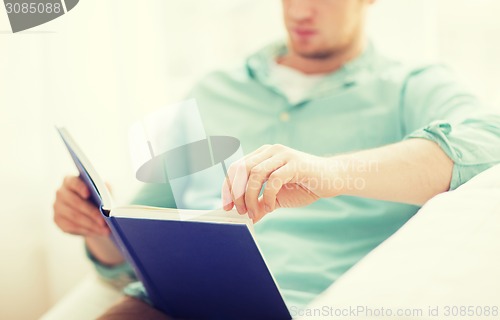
278 38 366 75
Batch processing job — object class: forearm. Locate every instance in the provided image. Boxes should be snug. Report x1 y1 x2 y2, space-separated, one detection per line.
85 235 125 266
333 138 453 205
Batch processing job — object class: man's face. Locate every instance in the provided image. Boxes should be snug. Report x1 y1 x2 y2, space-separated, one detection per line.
282 0 372 59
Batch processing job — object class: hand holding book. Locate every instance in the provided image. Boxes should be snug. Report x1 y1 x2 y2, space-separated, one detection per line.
53 176 109 237
56 127 291 319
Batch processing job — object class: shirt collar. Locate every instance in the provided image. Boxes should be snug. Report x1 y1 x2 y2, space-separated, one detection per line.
246 40 377 102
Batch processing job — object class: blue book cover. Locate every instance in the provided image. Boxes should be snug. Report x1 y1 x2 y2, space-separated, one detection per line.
56 127 291 320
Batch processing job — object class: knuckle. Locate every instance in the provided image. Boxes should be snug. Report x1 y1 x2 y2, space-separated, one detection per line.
272 144 285 151
68 210 81 223
65 228 78 235
244 193 252 203
261 144 272 150
276 157 287 166
263 190 275 200
264 179 275 191
267 176 283 191
269 171 283 181
232 196 242 205
227 161 236 171
54 218 68 232
227 162 239 176
226 168 235 180
244 189 255 199
236 160 247 171
63 176 73 186
55 189 63 199
250 165 263 175
68 176 81 189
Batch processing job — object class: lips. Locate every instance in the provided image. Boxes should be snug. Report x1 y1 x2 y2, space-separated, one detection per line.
292 28 317 39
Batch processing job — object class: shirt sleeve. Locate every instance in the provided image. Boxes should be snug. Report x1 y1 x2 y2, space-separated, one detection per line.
401 65 500 190
84 244 137 289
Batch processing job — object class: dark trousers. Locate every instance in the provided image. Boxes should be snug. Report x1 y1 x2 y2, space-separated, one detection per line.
97 297 174 320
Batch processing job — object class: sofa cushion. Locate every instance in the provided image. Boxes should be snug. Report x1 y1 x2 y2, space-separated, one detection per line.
299 164 500 319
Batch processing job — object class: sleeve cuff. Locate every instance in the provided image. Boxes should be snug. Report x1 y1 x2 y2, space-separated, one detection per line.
85 244 137 289
405 119 500 190
123 281 153 305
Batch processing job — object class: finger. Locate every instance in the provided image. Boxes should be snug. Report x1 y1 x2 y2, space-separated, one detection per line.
231 149 277 213
231 161 249 214
57 187 106 227
227 144 271 185
225 159 242 202
54 201 105 236
245 156 287 218
225 144 273 190
262 165 294 212
241 146 276 177
226 145 275 214
55 215 108 236
56 203 107 234
252 198 269 224
63 176 90 199
236 144 272 162
227 148 271 191
221 178 234 211
55 200 108 235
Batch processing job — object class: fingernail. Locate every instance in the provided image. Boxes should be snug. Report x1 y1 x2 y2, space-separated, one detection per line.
265 205 271 213
248 210 254 218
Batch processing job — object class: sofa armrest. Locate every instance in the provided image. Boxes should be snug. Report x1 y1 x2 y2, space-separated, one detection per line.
40 274 123 320
299 165 500 319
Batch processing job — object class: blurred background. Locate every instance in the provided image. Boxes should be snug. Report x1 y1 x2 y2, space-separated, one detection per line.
1 0 499 318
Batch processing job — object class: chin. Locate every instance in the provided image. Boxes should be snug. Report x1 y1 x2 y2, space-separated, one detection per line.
289 41 336 60
300 51 336 60
293 47 336 60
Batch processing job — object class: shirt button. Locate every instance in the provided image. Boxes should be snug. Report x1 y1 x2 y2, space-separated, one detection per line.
279 112 290 122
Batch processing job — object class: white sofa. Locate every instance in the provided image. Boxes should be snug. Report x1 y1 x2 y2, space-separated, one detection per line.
40 275 123 320
299 164 500 320
41 165 500 319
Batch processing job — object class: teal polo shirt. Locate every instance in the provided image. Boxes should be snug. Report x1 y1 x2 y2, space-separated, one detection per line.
87 42 500 310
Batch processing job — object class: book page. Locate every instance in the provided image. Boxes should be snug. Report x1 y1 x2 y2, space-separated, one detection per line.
57 127 114 210
111 206 253 232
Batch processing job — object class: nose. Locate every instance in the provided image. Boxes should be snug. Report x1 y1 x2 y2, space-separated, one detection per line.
287 0 315 21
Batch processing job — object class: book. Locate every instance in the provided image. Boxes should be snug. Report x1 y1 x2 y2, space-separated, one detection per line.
56 127 291 320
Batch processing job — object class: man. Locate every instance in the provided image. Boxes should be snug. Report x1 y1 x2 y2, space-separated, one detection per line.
54 0 500 319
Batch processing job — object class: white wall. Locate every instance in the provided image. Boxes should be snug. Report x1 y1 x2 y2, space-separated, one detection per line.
1 0 499 319
437 0 500 106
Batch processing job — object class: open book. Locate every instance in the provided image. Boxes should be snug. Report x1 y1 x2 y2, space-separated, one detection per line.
56 127 291 320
